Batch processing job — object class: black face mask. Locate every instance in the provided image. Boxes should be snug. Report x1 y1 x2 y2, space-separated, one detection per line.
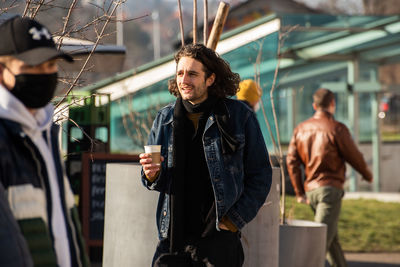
10 72 58 108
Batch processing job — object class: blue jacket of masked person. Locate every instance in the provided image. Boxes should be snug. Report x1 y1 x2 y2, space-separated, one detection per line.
0 84 89 267
0 119 89 267
142 98 272 240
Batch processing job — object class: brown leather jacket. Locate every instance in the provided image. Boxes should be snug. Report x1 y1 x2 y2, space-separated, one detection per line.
286 110 373 197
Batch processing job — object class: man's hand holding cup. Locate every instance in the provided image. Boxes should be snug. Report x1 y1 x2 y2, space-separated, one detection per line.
140 145 163 181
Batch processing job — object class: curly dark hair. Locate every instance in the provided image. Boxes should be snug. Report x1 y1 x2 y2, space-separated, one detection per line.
168 44 241 98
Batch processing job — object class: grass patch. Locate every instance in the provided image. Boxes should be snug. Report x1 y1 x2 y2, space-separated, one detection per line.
284 195 400 252
382 132 400 141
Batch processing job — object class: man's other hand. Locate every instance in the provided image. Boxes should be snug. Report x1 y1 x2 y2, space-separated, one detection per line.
296 195 309 204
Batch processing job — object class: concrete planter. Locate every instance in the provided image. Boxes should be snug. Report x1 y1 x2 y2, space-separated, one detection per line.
279 219 327 267
103 165 283 267
242 167 280 267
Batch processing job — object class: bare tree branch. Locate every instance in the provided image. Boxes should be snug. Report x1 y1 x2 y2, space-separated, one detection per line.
177 0 185 46
56 0 79 50
22 0 32 17
252 23 298 224
30 0 46 19
203 0 208 44
193 0 197 43
0 0 19 15
55 0 124 107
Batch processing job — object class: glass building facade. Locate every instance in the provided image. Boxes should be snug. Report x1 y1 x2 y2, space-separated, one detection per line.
79 14 400 155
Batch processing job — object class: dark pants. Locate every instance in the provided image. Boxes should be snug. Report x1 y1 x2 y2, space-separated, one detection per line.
153 230 244 267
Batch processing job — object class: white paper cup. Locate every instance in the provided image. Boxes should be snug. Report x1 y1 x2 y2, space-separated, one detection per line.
144 145 161 164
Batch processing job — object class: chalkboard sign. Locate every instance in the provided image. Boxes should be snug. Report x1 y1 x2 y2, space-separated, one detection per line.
81 153 139 248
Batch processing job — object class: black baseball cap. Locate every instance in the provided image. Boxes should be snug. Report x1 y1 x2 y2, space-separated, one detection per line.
0 16 73 66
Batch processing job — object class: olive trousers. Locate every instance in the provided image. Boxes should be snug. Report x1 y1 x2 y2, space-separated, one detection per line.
306 186 348 267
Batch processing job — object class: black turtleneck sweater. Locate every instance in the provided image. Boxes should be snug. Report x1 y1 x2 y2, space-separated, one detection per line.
182 98 216 241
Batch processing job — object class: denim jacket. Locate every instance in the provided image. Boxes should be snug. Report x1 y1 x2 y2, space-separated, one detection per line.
142 98 272 240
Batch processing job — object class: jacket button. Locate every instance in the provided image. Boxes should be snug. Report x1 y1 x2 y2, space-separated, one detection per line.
163 211 167 216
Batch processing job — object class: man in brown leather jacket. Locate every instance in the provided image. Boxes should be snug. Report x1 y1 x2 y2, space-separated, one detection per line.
286 88 373 267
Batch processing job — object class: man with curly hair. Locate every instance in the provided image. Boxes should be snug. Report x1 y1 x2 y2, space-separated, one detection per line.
139 44 272 267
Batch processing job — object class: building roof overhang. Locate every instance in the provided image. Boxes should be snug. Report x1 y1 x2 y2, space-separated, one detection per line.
82 13 400 99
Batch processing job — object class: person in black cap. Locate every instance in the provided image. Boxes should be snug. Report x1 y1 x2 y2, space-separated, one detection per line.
0 16 89 267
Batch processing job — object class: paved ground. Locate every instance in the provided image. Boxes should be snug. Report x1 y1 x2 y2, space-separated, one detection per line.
323 253 400 267
345 253 400 267
344 192 400 203
94 253 400 267
92 245 400 266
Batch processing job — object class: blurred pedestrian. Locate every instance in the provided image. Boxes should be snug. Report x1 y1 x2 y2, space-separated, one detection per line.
236 79 262 112
139 44 272 267
286 88 373 267
0 16 89 267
